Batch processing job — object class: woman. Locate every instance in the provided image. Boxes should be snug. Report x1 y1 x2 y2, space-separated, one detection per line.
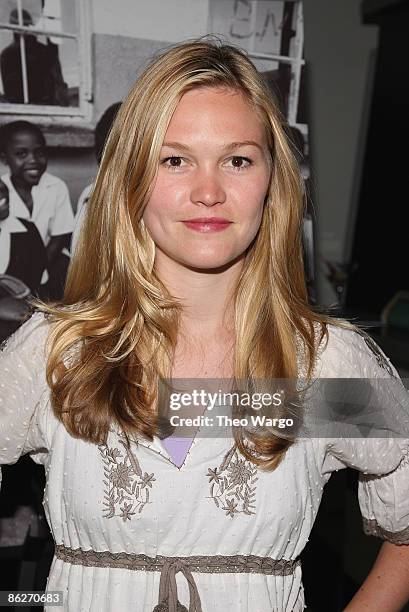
0 39 408 612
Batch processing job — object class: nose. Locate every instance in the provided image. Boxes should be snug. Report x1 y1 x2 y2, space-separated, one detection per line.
26 151 37 165
26 150 43 165
190 167 226 207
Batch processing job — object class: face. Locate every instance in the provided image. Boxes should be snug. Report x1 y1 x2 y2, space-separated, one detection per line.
0 180 9 220
1 130 47 187
142 87 271 273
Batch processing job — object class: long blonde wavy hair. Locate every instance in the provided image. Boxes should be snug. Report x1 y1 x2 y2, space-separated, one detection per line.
37 38 333 470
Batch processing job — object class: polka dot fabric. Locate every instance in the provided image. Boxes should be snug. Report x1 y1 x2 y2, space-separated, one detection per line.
0 313 408 611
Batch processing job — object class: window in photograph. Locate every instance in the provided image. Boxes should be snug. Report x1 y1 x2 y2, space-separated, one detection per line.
0 0 91 116
208 0 306 134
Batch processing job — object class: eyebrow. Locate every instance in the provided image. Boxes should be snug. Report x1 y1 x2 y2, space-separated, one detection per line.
162 140 264 154
11 145 45 150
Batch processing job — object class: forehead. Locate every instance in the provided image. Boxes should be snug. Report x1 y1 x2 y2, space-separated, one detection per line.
165 87 267 142
6 130 45 149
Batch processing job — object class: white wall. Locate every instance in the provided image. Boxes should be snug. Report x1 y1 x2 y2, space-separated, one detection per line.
92 0 210 41
303 0 378 304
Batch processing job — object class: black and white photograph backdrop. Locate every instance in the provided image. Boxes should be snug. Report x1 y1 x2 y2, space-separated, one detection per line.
0 0 313 341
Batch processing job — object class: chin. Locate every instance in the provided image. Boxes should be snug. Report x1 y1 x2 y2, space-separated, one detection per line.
26 177 42 186
23 173 45 186
179 253 242 272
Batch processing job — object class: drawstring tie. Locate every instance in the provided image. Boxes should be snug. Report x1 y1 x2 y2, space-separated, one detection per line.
153 558 202 612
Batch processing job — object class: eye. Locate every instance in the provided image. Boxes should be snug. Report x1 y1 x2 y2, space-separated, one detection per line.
160 156 186 171
226 156 253 171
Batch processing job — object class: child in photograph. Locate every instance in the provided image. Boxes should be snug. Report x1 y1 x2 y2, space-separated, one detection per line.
0 120 74 300
0 178 47 341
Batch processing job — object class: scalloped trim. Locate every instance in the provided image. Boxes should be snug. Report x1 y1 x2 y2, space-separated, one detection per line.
363 517 409 544
54 544 301 576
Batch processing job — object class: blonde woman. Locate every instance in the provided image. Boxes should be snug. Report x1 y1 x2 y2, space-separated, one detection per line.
1 39 408 612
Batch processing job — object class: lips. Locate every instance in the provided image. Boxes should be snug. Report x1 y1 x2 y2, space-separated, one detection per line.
181 217 232 233
183 217 231 223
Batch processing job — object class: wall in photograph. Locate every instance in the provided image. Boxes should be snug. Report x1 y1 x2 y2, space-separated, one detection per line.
208 1 307 130
0 1 309 196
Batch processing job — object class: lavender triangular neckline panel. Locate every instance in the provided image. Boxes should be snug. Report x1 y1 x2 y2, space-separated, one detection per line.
160 436 195 468
156 390 232 468
158 395 214 467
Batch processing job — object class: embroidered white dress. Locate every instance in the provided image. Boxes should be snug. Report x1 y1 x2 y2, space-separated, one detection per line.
0 313 408 612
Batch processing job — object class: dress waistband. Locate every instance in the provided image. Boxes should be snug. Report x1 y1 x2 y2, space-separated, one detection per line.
55 544 301 612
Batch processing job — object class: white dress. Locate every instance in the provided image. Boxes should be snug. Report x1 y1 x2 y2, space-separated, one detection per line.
0 312 408 612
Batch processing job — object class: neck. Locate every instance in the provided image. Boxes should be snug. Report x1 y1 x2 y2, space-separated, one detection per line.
11 175 32 195
154 253 244 342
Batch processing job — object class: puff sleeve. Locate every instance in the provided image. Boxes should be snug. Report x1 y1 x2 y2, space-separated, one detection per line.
317 325 409 545
0 312 51 488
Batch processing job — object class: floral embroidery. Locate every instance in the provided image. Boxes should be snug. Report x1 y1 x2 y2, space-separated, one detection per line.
206 445 258 517
99 438 156 520
119 502 135 522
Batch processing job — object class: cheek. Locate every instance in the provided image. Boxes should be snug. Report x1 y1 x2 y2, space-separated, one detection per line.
245 207 264 246
5 156 17 169
8 158 24 173
143 190 174 234
144 181 185 223
236 182 268 224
